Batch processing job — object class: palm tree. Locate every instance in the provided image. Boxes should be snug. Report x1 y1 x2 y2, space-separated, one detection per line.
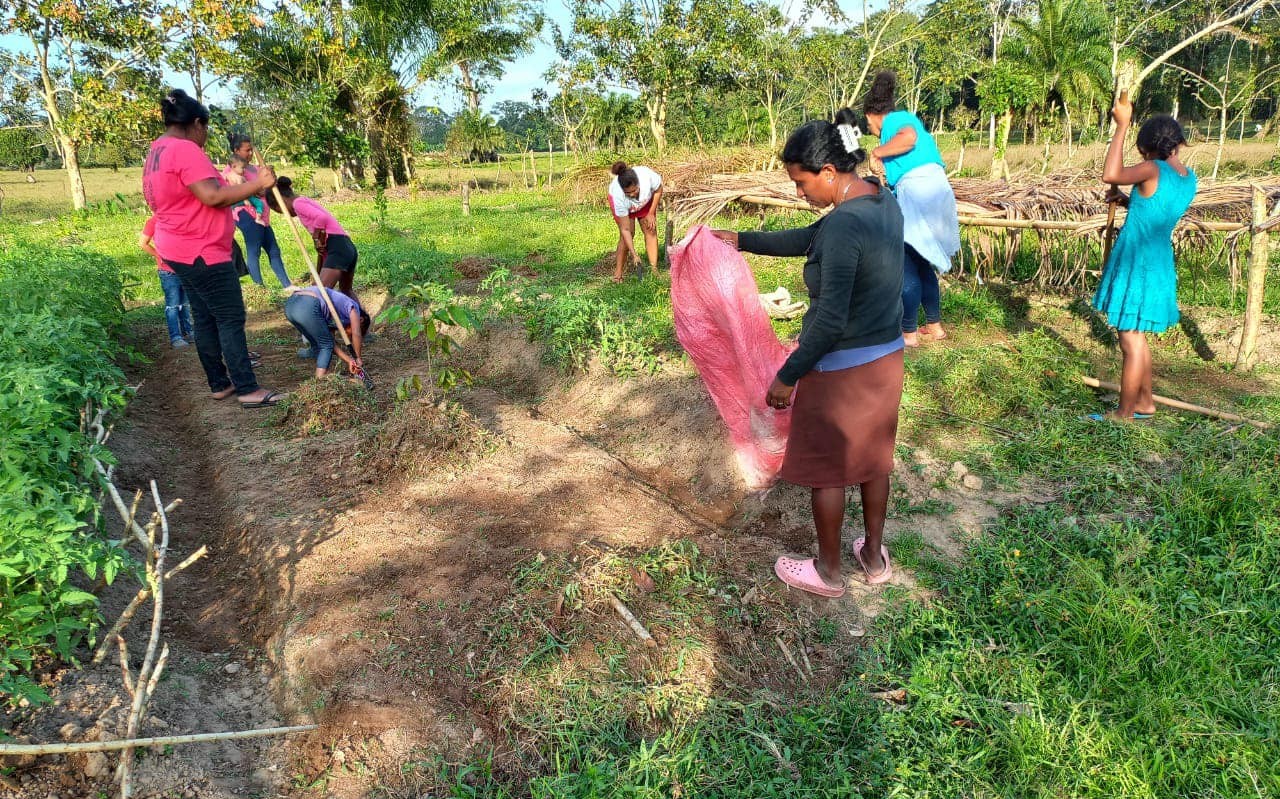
446 110 505 183
1010 0 1111 152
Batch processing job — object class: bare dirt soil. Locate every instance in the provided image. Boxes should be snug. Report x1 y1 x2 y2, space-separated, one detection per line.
17 284 1276 797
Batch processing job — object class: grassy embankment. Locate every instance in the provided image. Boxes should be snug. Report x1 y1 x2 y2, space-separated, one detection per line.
1 158 1278 796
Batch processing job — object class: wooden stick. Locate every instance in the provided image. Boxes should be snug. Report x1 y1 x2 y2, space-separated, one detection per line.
1234 186 1277 370
1101 90 1129 267
608 596 656 647
250 147 350 347
0 725 319 755
954 215 1244 233
92 546 207 665
1081 376 1273 429
774 636 809 684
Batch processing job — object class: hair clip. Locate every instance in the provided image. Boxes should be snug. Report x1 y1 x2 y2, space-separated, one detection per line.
837 123 861 152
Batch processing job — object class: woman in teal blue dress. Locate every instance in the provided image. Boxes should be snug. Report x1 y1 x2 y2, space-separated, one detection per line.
1091 95 1196 421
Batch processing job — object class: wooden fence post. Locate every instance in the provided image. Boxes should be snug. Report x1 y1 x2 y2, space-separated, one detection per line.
1235 186 1275 370
461 182 471 217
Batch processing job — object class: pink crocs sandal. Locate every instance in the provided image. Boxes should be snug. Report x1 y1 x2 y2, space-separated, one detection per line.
774 556 845 598
853 537 893 585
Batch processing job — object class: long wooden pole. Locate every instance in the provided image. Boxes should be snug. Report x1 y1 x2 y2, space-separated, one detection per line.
251 148 350 347
1081 376 1272 429
0 725 319 755
1101 90 1129 268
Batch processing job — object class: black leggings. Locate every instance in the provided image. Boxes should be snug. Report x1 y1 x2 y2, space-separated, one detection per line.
167 257 259 395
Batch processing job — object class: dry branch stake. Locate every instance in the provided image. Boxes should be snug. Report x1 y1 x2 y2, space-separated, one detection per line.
608 596 657 647
0 725 319 755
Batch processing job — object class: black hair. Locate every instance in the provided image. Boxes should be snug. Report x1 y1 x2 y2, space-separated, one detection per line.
160 89 209 128
228 132 253 152
266 176 294 213
863 71 897 116
611 160 638 190
1135 115 1186 161
358 309 371 336
780 108 868 174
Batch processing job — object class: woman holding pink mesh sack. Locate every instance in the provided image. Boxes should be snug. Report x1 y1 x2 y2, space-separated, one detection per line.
708 109 905 598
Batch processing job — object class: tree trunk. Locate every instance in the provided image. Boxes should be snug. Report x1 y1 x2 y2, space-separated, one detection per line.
458 61 481 113
991 109 1013 181
1213 102 1227 180
646 93 668 154
61 135 87 211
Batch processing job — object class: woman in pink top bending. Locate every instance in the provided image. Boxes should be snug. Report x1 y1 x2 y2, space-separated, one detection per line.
142 89 286 409
267 177 358 299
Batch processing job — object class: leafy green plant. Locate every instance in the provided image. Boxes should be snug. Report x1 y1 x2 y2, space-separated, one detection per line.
0 242 132 705
376 282 479 394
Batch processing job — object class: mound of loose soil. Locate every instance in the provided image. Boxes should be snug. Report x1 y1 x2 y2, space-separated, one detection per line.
273 375 379 436
454 256 500 278
365 396 490 476
455 255 538 280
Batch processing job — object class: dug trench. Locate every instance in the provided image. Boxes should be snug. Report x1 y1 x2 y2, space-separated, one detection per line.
2 299 1025 798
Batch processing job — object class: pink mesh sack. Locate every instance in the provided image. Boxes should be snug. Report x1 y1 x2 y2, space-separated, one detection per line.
669 225 793 488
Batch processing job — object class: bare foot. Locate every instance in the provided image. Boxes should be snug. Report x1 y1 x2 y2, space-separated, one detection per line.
612 274 624 283
903 332 920 348
921 322 948 341
814 560 843 588
210 387 235 400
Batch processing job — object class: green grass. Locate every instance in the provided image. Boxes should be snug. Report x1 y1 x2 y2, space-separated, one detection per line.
3 170 1279 795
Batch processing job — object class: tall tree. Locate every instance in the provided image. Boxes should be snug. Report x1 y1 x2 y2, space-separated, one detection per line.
2 0 166 209
162 0 258 104
1009 0 1111 146
418 0 543 112
560 0 726 152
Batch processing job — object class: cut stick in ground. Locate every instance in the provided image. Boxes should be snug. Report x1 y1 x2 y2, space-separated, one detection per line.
1080 376 1273 429
774 636 809 683
608 596 657 647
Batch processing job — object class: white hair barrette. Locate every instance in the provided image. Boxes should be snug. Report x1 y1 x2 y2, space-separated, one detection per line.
837 123 862 152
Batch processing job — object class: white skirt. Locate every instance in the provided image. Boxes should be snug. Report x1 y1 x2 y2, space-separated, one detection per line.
894 162 960 274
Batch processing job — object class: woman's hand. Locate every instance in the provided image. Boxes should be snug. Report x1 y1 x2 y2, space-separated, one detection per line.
1111 95 1133 127
710 229 739 249
765 377 795 410
1104 186 1129 208
347 356 363 375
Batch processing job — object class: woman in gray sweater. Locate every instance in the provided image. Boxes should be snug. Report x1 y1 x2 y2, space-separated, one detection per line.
712 108 905 597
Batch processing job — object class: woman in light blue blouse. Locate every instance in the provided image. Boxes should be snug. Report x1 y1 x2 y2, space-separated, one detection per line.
865 71 961 348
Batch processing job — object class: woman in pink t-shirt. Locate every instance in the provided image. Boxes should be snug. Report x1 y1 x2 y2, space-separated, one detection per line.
142 89 286 409
223 133 291 289
267 177 359 300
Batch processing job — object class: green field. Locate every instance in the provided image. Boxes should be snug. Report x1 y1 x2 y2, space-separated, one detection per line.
1 163 1278 796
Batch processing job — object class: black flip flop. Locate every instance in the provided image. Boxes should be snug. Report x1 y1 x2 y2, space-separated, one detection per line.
240 389 287 409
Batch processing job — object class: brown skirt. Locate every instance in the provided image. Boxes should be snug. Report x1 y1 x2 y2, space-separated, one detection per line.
779 350 904 488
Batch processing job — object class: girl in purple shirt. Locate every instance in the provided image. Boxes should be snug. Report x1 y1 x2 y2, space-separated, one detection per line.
268 176 359 300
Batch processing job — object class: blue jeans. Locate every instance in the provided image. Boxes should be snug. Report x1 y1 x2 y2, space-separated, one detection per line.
158 269 193 342
167 257 260 395
235 215 291 288
901 245 941 333
285 294 336 370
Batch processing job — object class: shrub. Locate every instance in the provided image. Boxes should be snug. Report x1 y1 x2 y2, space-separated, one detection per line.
0 242 131 705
